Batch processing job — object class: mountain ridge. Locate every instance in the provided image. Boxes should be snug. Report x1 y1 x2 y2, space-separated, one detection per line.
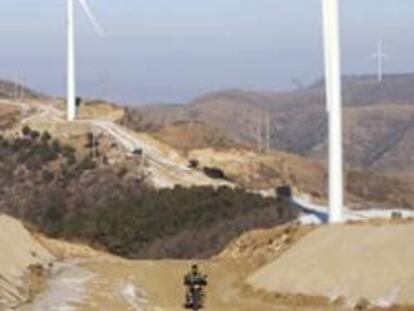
128 73 414 175
0 79 47 100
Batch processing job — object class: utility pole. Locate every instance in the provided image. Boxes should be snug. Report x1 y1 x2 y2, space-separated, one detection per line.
14 73 18 102
19 75 25 100
265 112 270 153
322 0 344 223
259 114 263 152
248 112 264 152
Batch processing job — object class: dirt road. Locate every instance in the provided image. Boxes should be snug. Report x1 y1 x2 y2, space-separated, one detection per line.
78 259 284 311
1 99 227 189
91 120 229 188
18 262 94 311
22 258 276 311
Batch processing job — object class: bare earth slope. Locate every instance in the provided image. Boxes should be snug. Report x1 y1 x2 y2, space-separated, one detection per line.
0 102 24 130
0 215 53 309
248 222 414 306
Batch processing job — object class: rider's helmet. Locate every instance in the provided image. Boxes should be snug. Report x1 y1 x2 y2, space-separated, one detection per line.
191 264 198 274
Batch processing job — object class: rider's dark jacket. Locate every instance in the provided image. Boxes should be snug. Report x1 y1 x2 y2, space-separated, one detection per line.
184 272 207 287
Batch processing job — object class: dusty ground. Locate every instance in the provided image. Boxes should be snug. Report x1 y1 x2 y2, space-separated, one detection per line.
0 101 26 130
249 222 414 307
153 122 240 155
74 258 348 311
12 220 414 311
18 253 414 311
0 215 53 309
25 223 351 311
78 259 275 311
22 224 335 311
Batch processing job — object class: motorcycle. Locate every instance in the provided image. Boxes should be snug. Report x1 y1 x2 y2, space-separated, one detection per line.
184 284 205 310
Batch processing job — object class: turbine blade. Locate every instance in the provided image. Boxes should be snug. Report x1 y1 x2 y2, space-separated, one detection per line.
77 0 104 36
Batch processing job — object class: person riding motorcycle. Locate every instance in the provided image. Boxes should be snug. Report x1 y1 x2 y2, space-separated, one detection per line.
184 264 207 309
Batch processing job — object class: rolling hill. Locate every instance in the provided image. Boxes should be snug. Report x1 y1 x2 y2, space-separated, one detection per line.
0 79 46 100
127 73 414 175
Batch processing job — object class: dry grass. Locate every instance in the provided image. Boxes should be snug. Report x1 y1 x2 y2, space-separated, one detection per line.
0 103 22 129
154 121 240 155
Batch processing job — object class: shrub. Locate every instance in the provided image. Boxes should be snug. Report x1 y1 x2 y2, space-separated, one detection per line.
41 131 52 143
42 170 54 183
65 153 77 166
29 130 40 141
203 167 228 180
62 145 75 159
37 186 292 258
188 159 199 169
22 125 31 136
77 156 96 171
85 132 94 148
51 140 61 153
25 156 42 171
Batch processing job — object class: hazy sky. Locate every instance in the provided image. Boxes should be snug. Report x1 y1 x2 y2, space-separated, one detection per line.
1 0 413 104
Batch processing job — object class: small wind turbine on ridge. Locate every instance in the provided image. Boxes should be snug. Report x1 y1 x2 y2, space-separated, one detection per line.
371 39 389 82
66 0 103 121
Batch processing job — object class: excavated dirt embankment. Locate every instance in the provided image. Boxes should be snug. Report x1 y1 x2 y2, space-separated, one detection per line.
248 223 414 307
0 215 53 310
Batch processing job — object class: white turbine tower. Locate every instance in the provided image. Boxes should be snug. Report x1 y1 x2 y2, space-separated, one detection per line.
371 39 388 82
321 0 344 223
67 0 103 121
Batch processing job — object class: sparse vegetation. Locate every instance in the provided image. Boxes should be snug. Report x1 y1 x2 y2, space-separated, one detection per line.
0 127 144 214
202 166 229 180
37 186 295 259
127 75 414 176
0 128 66 172
0 127 295 259
188 159 199 169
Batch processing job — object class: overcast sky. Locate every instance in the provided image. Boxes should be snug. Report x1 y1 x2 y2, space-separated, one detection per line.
1 0 413 104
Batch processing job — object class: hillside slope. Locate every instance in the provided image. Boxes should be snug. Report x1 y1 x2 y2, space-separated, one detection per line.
248 222 414 306
0 215 53 309
0 102 23 130
0 80 46 100
129 74 414 175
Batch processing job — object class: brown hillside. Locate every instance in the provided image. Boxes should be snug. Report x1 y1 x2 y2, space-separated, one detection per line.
153 121 239 154
0 103 22 129
128 74 414 176
0 80 46 100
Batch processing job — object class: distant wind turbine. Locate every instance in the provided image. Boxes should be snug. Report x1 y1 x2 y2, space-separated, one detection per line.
291 78 304 90
66 0 103 121
321 0 344 223
371 39 389 82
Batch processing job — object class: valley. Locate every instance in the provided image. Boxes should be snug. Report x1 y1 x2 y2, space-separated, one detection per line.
0 75 413 311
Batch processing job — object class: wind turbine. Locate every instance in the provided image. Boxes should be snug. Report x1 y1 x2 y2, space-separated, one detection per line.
371 39 388 82
321 0 344 223
66 0 103 121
